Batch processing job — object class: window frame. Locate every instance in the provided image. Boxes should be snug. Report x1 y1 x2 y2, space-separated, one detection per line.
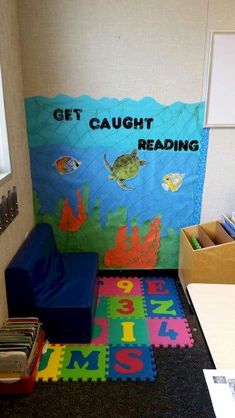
0 65 11 185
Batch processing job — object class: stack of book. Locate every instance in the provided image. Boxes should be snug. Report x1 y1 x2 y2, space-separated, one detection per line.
222 213 235 239
0 317 44 393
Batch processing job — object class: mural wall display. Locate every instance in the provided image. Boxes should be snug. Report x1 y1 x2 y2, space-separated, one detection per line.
25 95 209 269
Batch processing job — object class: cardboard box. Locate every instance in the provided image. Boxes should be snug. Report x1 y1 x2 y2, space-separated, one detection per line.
178 221 235 293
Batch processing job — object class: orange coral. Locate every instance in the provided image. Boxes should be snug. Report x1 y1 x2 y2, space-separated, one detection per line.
104 217 161 268
59 189 88 231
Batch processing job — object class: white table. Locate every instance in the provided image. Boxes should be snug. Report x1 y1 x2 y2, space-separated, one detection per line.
187 283 235 369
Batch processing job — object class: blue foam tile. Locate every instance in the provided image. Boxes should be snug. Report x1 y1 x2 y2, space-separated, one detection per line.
142 276 179 298
108 345 157 381
144 294 185 318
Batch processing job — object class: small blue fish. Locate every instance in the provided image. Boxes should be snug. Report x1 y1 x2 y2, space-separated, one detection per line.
53 156 81 175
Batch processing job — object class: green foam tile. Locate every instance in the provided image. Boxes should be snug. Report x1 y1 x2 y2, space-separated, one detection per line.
108 296 146 319
59 345 109 382
109 318 149 345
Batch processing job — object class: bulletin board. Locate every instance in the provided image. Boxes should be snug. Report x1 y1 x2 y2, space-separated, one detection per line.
205 31 235 127
25 95 209 269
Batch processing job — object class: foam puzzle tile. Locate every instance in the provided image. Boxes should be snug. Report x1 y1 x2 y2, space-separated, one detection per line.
98 277 143 297
108 345 157 381
36 344 65 381
108 296 146 319
142 277 185 314
142 277 178 297
109 318 149 346
144 294 184 318
36 276 194 383
95 296 108 318
147 318 194 347
59 345 109 382
91 318 109 345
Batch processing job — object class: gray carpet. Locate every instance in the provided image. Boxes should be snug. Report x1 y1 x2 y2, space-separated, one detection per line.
0 275 215 418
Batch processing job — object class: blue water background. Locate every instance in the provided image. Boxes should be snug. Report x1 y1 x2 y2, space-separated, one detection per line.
25 95 209 236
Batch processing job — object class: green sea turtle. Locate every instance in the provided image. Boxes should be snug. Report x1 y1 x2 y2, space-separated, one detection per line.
103 149 147 190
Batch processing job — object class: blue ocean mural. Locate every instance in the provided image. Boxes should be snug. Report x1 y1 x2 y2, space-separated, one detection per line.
25 95 209 269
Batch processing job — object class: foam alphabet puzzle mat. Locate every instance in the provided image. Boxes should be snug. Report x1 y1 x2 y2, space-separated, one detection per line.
37 277 194 382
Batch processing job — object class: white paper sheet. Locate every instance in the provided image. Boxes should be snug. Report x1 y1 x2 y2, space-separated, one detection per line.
203 369 235 418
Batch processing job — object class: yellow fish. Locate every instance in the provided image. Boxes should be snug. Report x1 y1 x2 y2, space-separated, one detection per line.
161 173 184 192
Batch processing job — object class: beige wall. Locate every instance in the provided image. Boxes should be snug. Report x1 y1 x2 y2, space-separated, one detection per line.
17 0 235 223
0 0 34 324
1 0 234 322
18 0 207 102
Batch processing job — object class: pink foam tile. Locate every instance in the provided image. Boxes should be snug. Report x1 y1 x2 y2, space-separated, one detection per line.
147 317 194 347
98 277 143 297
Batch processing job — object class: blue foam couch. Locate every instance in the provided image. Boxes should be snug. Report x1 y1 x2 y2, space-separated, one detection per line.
5 223 99 343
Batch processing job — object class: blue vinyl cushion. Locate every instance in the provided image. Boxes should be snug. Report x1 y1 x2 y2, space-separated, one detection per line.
5 223 99 343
